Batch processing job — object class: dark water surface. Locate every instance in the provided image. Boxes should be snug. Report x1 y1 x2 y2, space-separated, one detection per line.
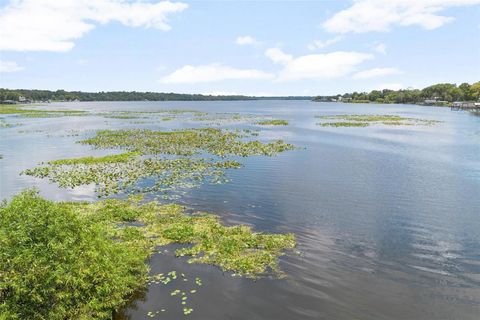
1 101 480 319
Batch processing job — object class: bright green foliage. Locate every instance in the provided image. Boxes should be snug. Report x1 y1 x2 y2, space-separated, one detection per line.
0 190 295 319
257 119 289 126
81 128 295 157
129 201 296 277
0 190 149 320
48 152 140 165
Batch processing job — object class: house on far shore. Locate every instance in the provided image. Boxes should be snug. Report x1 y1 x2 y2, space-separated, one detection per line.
424 97 448 106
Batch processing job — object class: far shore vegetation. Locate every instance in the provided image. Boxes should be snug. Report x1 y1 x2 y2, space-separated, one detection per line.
2 82 479 106
0 88 310 102
313 82 480 105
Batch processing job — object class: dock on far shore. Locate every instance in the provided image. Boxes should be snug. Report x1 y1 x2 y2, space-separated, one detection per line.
451 101 480 111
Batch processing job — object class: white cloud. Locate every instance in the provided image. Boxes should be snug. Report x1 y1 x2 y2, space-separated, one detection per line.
235 35 259 46
265 48 373 81
265 48 293 64
0 60 24 72
0 0 188 52
160 64 274 84
352 67 402 79
374 43 387 54
323 0 480 34
307 36 343 50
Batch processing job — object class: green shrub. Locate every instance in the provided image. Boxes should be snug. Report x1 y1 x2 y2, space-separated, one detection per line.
0 190 148 319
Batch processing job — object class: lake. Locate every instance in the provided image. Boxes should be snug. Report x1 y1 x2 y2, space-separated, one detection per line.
1 100 480 319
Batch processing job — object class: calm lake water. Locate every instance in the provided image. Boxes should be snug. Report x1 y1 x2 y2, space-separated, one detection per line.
1 100 480 319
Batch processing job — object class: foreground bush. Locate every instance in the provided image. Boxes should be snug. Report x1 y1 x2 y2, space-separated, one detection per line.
0 190 148 319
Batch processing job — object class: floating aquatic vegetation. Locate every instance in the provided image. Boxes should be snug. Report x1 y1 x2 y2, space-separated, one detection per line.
0 190 295 319
191 113 268 125
317 114 409 122
17 129 47 134
47 151 140 165
103 114 144 119
316 114 441 127
81 128 295 157
0 118 22 128
0 104 87 117
97 109 206 120
257 119 289 126
147 271 200 317
23 154 241 197
320 122 369 127
0 122 14 128
23 128 295 197
140 203 296 276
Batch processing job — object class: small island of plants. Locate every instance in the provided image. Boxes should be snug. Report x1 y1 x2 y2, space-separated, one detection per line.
316 114 441 127
256 119 289 126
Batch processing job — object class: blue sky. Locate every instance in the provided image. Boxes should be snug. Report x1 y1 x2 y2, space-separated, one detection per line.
0 0 479 96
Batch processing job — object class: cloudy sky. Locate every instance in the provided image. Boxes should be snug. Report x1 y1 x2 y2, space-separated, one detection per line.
0 0 479 96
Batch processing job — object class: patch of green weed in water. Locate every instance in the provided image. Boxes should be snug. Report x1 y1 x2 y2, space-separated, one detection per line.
257 119 289 126
48 152 141 165
0 104 87 118
80 128 295 157
191 113 268 125
23 128 295 197
24 156 241 197
316 114 441 127
319 122 369 127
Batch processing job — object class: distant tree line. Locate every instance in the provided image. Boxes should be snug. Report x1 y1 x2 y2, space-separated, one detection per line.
313 82 480 104
0 88 312 102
